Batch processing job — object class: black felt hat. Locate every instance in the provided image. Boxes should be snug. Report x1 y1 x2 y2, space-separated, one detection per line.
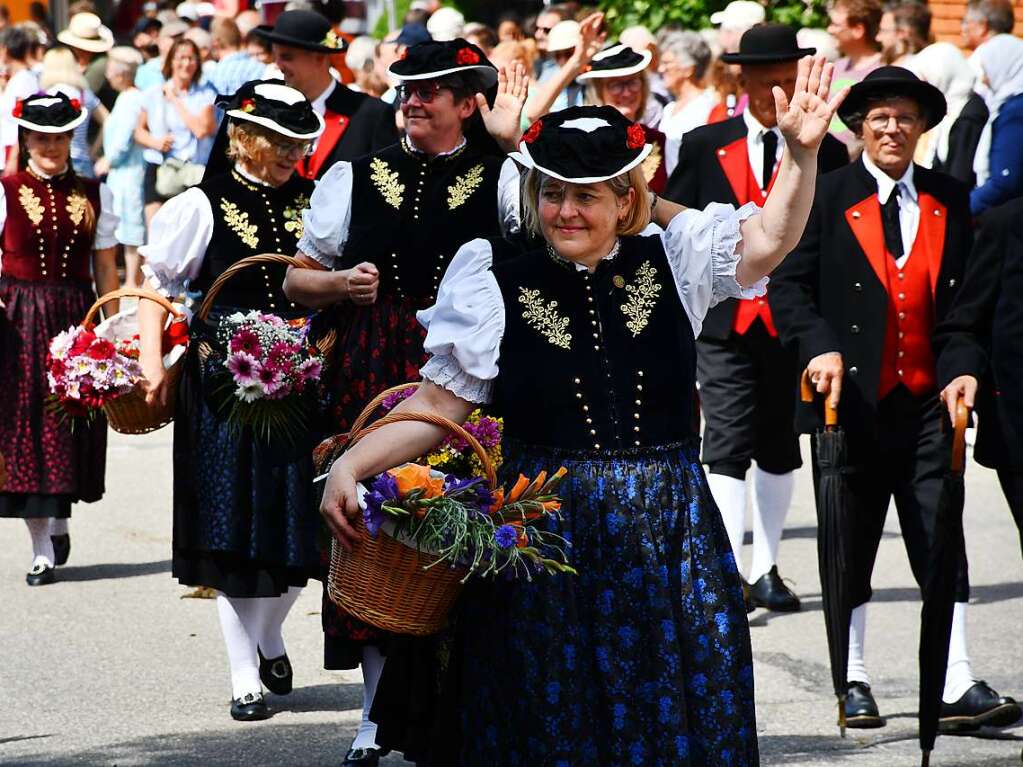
577 44 652 81
512 105 652 183
220 79 325 140
389 38 497 88
720 23 815 64
837 65 947 131
254 10 344 54
12 92 87 134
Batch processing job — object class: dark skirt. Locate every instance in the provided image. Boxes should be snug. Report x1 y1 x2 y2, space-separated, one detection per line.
0 276 106 517
375 439 760 766
171 319 320 598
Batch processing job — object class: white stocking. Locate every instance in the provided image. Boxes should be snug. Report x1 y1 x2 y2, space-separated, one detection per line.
49 518 69 536
943 602 977 703
847 603 870 686
256 587 302 659
216 593 262 699
708 473 748 577
351 645 385 750
25 518 54 569
748 468 795 583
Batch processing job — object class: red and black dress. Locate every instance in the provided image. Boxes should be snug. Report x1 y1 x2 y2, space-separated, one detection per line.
0 167 113 519
298 135 519 669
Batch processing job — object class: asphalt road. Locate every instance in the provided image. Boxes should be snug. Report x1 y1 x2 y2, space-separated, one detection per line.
2 427 1022 766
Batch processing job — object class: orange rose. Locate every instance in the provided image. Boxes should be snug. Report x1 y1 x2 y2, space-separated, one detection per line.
389 463 445 499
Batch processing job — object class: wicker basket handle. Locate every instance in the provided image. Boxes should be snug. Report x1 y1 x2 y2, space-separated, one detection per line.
196 253 308 321
347 383 421 438
83 288 182 328
800 369 839 428
348 410 497 489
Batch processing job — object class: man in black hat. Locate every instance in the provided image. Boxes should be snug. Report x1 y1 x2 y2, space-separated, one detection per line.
663 24 849 614
769 65 1021 732
205 10 397 179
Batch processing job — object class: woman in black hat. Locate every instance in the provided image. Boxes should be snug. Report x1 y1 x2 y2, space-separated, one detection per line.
0 93 121 586
137 80 326 722
319 55 846 764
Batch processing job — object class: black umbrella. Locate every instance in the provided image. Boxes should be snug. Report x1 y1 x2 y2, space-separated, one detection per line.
801 371 853 737
918 397 969 767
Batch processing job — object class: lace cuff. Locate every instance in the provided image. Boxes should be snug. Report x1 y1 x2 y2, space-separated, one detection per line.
141 262 188 299
296 232 337 269
421 354 494 404
709 201 767 304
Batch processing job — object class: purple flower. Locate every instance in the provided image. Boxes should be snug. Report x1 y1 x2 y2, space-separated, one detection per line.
443 474 495 511
381 387 415 412
363 472 399 537
495 524 518 549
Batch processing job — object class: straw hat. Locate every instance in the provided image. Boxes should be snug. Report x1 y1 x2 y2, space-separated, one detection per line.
56 12 114 54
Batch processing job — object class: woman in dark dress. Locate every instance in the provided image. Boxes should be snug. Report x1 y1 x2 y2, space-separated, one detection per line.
0 92 120 586
137 80 324 722
319 56 845 766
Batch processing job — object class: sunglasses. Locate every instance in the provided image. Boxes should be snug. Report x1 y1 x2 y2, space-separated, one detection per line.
396 82 452 104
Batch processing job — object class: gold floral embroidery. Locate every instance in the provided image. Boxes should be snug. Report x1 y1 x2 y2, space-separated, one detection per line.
66 192 88 227
370 157 404 209
519 287 572 350
641 142 662 184
447 163 484 210
220 199 259 249
283 194 310 239
620 261 662 337
18 185 44 226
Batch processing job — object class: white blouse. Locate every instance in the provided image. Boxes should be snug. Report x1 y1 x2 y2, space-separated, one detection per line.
418 201 766 404
298 157 522 268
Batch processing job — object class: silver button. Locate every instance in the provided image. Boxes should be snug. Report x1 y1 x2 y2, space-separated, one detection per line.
898 311 906 320
898 351 904 358
898 369 904 376
898 272 904 280
573 378 581 384
852 211 861 219
853 282 863 292
851 324 860 334
949 278 957 287
849 366 859 376
575 392 582 399
898 292 905 300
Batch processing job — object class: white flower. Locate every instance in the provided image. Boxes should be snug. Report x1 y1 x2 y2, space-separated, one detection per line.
64 380 81 399
235 381 264 403
49 327 79 360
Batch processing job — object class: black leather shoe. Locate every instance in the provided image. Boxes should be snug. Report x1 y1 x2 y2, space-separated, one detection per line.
230 692 270 721
25 563 56 586
341 748 386 766
258 649 293 695
940 681 1022 732
750 566 801 612
51 534 70 566
845 682 885 728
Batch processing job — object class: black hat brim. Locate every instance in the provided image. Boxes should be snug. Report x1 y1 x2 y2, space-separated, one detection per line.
14 111 87 134
254 26 339 54
720 47 815 64
837 77 947 131
389 63 499 88
511 141 653 184
226 109 325 140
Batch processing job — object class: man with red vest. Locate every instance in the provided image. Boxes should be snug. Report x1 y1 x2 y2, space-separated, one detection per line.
663 24 848 613
770 67 1020 731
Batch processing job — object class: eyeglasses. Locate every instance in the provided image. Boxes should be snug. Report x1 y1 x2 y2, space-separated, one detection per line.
605 78 643 96
267 136 313 158
396 82 449 104
535 25 553 35
864 112 921 132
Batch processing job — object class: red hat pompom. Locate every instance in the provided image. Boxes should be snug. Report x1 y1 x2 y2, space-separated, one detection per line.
11 100 23 118
522 119 542 145
70 98 81 111
241 98 256 113
456 47 480 66
626 123 646 150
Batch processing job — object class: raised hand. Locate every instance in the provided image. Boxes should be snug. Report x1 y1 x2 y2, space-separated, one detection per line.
477 62 529 152
573 12 607 68
774 55 849 158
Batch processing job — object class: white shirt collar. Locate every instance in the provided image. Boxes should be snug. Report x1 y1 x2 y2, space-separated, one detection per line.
861 152 917 203
311 80 337 116
27 159 69 179
233 163 275 187
405 135 467 158
742 108 780 141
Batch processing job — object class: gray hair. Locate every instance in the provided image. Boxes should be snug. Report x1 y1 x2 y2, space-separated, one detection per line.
965 0 1016 33
107 45 143 80
661 30 712 81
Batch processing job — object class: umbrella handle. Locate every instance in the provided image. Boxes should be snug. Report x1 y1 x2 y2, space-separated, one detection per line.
952 396 969 474
800 370 839 428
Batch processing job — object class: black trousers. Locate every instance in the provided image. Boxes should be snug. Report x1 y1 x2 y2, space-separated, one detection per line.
696 320 802 479
812 385 970 607
997 469 1023 557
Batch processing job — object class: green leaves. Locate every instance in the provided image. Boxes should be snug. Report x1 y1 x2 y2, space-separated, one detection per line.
598 0 828 37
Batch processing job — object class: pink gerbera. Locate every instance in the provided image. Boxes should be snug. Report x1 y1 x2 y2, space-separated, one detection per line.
227 351 258 384
230 328 262 357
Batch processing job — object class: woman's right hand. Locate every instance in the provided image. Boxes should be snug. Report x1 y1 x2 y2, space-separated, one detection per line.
141 355 169 407
320 459 362 550
345 262 379 305
572 12 607 68
159 134 174 153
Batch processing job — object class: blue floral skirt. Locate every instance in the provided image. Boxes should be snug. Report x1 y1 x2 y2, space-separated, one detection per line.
459 439 759 766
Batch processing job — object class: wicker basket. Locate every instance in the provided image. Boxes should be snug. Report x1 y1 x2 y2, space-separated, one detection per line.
327 391 497 636
83 288 185 435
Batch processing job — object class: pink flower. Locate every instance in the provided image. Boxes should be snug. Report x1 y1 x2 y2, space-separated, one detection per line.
230 328 262 357
298 357 322 382
227 351 258 384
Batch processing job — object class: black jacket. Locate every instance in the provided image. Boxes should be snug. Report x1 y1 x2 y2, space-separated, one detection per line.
768 159 982 436
663 115 850 340
932 92 988 190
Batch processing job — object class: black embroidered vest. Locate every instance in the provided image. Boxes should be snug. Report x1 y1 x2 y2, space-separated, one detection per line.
343 138 506 307
192 170 315 313
491 235 697 450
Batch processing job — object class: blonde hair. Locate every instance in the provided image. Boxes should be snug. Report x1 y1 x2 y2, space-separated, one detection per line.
39 47 87 91
521 165 651 239
226 120 310 170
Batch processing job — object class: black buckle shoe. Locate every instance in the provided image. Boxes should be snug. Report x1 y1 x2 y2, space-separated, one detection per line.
230 691 270 721
258 649 293 695
940 681 1022 732
342 747 388 766
25 563 56 587
51 534 70 566
750 566 801 612
845 682 885 729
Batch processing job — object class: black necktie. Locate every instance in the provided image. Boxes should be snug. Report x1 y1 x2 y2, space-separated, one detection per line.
761 130 778 191
881 183 904 259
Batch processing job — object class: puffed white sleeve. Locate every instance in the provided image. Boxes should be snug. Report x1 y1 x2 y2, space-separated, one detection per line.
497 157 521 236
416 238 505 404
298 161 352 268
138 187 213 297
94 183 120 250
660 201 768 337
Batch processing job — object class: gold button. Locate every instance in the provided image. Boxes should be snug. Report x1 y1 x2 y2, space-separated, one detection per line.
898 351 904 358
898 273 904 280
634 440 641 446
593 345 599 351
898 292 905 300
594 443 601 450
637 370 644 377
576 392 582 399
933 209 941 216
898 369 904 376
717 149 726 156
634 426 640 433
573 378 581 384
636 384 643 391
633 412 640 419
592 333 598 339
582 405 589 412
589 429 596 436
635 400 641 406
898 311 906 320
585 418 592 424
613 275 625 288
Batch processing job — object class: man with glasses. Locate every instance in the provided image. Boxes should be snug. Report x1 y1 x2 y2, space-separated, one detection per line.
282 38 525 767
770 66 1021 732
961 0 1016 51
532 3 571 80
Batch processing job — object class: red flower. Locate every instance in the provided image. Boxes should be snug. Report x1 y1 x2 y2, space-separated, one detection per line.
70 329 97 357
241 98 256 113
70 98 81 111
522 119 542 144
626 123 646 150
11 100 22 118
455 47 480 65
87 338 116 360
398 48 408 61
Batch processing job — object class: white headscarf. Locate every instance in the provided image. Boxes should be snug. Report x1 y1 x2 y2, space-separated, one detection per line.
907 42 977 167
972 34 1023 185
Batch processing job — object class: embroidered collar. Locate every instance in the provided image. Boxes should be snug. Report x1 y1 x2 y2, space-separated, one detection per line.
27 160 70 181
400 134 468 162
546 238 622 272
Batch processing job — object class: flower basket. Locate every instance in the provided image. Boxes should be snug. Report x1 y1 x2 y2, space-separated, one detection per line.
78 288 187 435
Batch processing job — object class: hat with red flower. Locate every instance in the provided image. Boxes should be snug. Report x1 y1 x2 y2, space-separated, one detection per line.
219 79 324 141
11 91 87 134
388 38 497 88
511 106 652 184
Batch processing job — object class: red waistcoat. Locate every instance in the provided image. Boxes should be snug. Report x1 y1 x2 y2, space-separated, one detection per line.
297 110 350 180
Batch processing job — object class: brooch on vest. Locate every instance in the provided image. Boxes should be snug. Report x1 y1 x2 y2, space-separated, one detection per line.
619 261 661 337
519 287 572 350
283 194 311 240
19 185 44 226
447 164 484 210
220 199 259 249
370 158 404 209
